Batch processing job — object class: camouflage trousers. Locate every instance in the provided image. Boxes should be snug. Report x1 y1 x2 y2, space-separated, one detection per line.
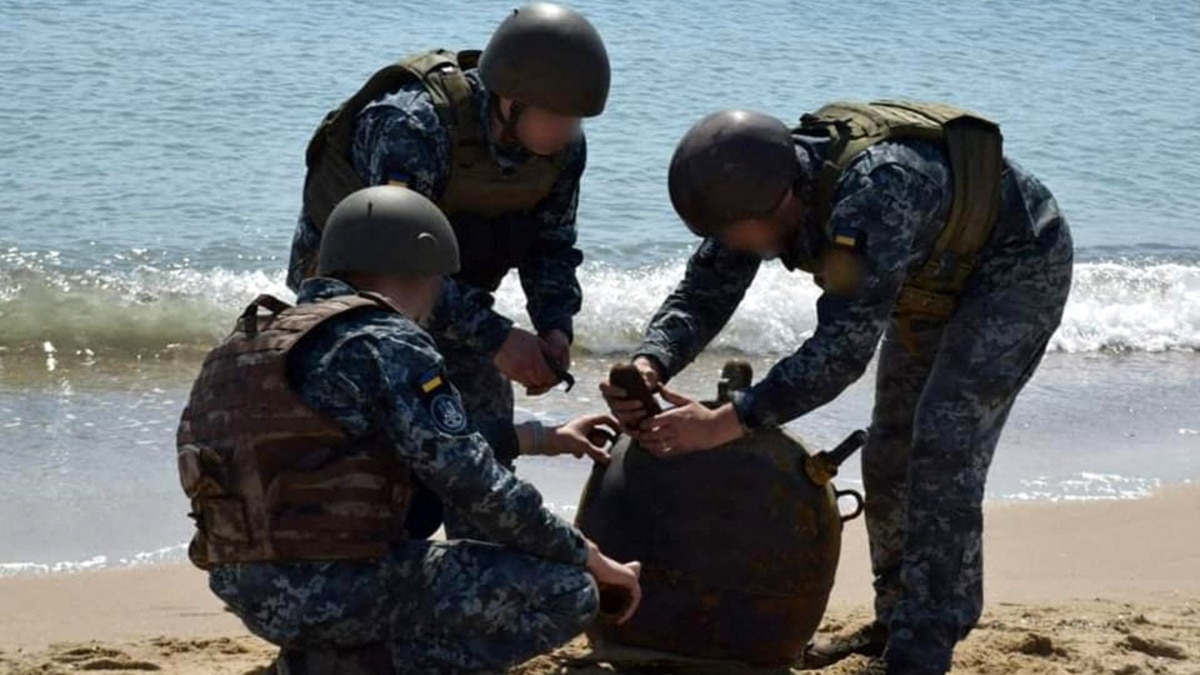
209 540 598 674
862 217 1073 673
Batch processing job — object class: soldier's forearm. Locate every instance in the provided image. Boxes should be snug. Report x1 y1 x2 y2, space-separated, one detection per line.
635 302 716 381
465 476 589 565
515 421 545 456
432 278 515 355
530 310 575 343
733 330 876 429
520 255 582 340
632 343 685 382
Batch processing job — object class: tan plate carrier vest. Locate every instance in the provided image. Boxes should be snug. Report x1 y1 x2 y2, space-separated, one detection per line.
177 293 412 569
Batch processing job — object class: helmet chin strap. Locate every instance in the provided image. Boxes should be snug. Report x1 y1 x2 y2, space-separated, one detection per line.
493 97 560 159
493 97 526 146
776 180 824 268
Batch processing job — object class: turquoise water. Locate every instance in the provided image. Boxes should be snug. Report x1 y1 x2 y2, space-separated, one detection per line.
1 0 1198 572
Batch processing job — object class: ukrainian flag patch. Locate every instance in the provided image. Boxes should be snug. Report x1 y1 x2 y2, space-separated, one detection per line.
419 368 444 394
416 367 468 434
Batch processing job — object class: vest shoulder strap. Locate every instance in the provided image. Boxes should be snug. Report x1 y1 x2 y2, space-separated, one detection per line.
801 101 965 219
798 101 1004 329
305 56 428 172
235 293 400 347
398 49 484 152
302 50 480 232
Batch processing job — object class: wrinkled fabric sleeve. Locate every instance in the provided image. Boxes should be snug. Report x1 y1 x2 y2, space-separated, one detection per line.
304 325 588 567
517 138 587 341
286 213 324 292
634 239 761 380
731 161 944 429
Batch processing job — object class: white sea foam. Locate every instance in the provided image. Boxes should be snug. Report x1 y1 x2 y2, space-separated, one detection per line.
0 544 188 578
1004 473 1163 502
1 257 1198 356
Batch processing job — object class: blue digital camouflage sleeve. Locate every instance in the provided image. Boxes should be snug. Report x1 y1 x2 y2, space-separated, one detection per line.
634 238 761 379
287 213 324 291
348 87 514 355
286 87 446 292
292 308 588 567
353 87 447 196
731 145 951 429
517 137 586 341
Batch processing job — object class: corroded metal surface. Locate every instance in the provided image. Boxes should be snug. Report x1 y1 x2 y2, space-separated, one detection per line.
577 423 861 666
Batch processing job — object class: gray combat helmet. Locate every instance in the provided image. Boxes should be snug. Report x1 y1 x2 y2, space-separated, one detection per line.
479 3 610 117
668 110 799 237
317 186 460 279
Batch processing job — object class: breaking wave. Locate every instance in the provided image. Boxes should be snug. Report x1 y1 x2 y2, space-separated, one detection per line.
0 544 188 579
2 255 1199 357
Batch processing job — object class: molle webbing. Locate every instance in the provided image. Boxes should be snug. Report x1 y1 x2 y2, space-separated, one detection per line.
177 293 411 568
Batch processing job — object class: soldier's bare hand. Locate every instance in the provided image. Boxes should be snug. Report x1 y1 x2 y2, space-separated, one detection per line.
585 541 642 624
639 386 744 457
494 328 559 393
548 414 619 464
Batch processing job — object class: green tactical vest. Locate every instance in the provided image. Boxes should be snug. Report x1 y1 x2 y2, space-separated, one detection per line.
795 101 1004 327
302 49 566 233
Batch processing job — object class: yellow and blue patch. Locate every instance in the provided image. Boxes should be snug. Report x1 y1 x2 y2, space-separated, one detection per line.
417 368 468 434
420 371 443 393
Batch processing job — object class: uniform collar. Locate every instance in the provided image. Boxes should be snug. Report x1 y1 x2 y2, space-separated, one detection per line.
296 277 359 304
296 278 414 321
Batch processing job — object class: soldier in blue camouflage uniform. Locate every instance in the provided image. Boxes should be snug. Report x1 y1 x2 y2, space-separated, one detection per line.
287 5 612 529
600 107 1072 675
186 186 641 674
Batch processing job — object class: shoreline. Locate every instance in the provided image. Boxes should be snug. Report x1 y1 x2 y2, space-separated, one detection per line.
1 485 1197 672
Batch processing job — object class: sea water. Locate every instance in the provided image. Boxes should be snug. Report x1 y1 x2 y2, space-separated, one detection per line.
1 0 1197 573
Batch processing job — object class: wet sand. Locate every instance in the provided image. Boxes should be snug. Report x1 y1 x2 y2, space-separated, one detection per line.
1 485 1197 674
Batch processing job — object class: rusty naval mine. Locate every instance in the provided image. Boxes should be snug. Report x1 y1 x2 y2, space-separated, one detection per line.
576 361 867 667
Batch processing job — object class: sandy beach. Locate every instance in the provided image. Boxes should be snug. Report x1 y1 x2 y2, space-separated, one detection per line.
2 485 1197 674
4 1 1199 673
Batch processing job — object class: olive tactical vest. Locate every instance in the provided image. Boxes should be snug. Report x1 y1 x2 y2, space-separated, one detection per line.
796 101 1004 324
303 49 566 230
177 293 411 569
